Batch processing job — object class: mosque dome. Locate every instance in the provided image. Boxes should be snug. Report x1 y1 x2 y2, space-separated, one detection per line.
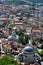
23 46 34 53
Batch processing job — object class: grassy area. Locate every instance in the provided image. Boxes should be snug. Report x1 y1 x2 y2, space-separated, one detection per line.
0 55 20 65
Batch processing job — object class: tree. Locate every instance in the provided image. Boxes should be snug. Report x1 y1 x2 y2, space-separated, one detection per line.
6 0 14 4
6 0 33 5
0 55 20 65
41 24 43 27
40 50 43 57
32 40 36 45
34 49 39 54
19 35 25 45
15 29 29 45
40 44 43 49
40 38 43 43
19 35 29 45
15 29 23 36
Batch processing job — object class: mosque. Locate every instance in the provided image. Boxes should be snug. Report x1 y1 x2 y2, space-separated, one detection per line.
17 46 41 64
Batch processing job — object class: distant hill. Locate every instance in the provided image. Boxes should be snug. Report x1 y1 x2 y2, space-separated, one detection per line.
6 0 43 4
28 0 43 3
5 0 32 5
0 0 43 5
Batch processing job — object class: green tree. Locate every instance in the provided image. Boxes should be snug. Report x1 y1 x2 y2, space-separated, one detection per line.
34 49 39 54
32 40 36 45
40 38 43 43
15 29 29 45
0 55 20 65
15 30 23 36
25 35 29 43
40 44 43 49
19 35 25 44
41 24 43 27
39 50 43 57
19 35 28 45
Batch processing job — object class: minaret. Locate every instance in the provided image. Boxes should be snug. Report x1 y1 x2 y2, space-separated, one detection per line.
0 40 3 54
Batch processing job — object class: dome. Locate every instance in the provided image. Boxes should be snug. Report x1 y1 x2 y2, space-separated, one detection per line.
23 46 34 53
34 53 42 60
8 35 19 41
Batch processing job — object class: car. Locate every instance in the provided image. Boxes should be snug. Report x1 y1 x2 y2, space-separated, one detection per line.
17 46 41 65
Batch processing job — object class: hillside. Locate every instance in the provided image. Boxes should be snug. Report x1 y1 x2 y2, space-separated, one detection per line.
0 0 43 5
28 0 43 3
5 0 32 5
6 0 43 4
